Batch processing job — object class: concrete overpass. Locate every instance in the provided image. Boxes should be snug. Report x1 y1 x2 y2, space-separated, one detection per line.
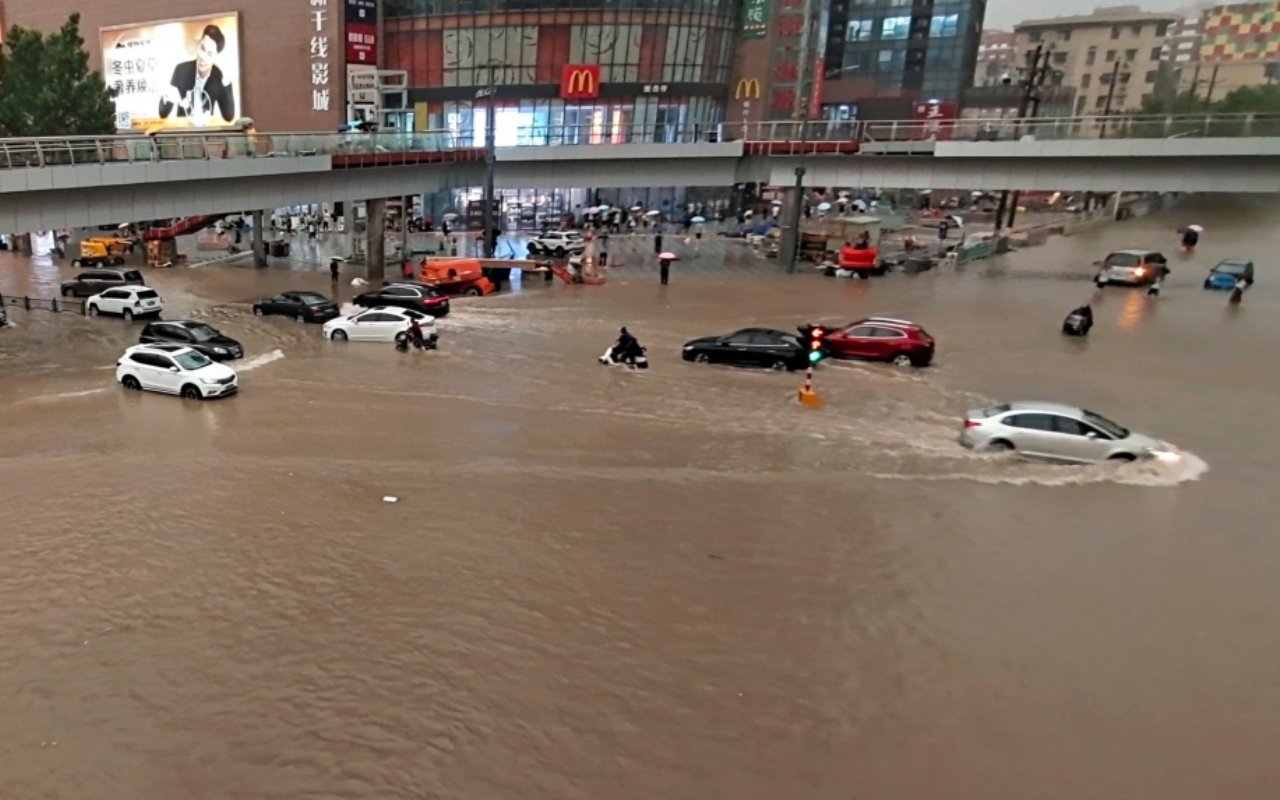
2 113 1279 232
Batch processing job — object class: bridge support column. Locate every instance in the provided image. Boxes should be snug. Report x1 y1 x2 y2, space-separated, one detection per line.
252 210 266 267
367 197 386 283
779 166 805 274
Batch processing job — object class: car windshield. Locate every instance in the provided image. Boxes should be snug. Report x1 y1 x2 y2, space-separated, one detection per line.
297 293 329 305
1082 410 1129 439
1214 262 1248 276
1105 253 1142 267
174 351 213 370
187 324 220 342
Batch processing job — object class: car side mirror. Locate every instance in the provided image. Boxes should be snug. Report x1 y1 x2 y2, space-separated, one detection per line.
1085 431 1098 439
168 367 179 373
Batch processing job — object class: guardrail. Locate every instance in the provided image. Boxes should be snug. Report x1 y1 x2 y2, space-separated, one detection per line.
0 293 86 315
0 130 458 170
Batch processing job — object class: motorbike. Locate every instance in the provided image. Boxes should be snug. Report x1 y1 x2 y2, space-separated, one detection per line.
395 330 439 352
1062 308 1093 337
599 341 649 369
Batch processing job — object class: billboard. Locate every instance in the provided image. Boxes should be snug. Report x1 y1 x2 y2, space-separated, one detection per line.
913 100 957 140
345 0 377 65
560 64 600 100
101 13 243 132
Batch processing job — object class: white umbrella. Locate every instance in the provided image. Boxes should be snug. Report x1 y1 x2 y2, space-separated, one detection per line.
443 212 459 220
948 214 965 228
817 202 832 212
971 190 984 196
743 210 754 219
630 204 643 212
770 199 783 206
1186 224 1204 233
645 209 662 217
691 215 706 223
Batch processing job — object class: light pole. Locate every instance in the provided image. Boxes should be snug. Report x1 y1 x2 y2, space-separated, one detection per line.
476 85 497 258
784 166 806 274
1099 58 1124 138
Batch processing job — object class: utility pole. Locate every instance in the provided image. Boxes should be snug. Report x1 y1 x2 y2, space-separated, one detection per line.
793 0 815 122
1005 44 1056 229
1204 62 1220 106
1099 58 1123 138
995 42 1048 232
476 84 497 258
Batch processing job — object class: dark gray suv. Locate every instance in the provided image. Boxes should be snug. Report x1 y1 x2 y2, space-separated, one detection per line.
60 269 146 298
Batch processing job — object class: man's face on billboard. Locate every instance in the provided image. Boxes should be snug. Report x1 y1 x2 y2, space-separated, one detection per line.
195 35 218 76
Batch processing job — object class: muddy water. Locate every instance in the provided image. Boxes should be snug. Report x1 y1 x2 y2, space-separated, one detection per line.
1 196 1278 799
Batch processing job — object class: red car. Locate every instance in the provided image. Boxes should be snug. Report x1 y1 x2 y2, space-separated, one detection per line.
821 317 935 367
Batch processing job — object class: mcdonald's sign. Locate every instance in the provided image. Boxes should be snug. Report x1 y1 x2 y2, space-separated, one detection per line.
735 78 762 100
560 64 601 100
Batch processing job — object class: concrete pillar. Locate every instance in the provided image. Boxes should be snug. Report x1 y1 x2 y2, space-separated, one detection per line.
252 210 266 267
367 197 386 282
343 200 356 259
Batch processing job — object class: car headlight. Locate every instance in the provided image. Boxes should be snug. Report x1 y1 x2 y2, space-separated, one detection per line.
1144 443 1181 461
199 377 221 385
682 346 693 351
213 347 228 355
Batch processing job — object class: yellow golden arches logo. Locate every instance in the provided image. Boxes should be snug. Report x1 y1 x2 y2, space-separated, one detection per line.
560 65 601 99
567 70 595 94
735 78 761 100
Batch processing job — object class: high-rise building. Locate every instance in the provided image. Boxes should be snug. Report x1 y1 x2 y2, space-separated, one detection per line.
1171 2 1280 97
1014 6 1180 116
1163 14 1206 65
975 30 1018 86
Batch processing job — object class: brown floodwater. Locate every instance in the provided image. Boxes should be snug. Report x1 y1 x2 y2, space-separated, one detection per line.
1 197 1278 799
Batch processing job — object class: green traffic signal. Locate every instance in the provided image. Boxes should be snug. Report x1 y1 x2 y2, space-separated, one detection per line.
808 349 824 363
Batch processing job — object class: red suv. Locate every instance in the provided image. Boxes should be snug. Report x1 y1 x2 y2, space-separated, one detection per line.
821 317 935 367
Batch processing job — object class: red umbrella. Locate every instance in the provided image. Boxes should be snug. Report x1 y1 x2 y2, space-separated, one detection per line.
658 251 679 260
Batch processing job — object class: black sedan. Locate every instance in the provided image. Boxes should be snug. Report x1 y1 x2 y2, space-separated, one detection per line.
682 327 810 371
353 282 451 316
139 320 244 361
252 291 340 323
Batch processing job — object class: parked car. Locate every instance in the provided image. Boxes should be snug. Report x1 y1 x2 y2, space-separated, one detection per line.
139 320 244 360
682 327 810 371
322 306 436 342
1096 249 1168 286
353 282 451 316
60 268 146 297
86 286 163 319
959 401 1175 464
527 230 586 257
818 316 935 367
252 291 340 322
1204 258 1254 290
116 344 238 400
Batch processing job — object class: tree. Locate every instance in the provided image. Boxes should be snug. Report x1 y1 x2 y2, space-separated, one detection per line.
0 13 116 138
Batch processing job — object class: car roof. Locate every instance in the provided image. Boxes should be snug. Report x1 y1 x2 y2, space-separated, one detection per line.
1110 249 1159 256
859 316 921 328
736 327 791 337
1215 258 1252 266
125 343 197 356
1002 401 1084 415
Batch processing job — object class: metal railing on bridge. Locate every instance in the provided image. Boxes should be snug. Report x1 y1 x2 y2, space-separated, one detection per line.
0 129 459 170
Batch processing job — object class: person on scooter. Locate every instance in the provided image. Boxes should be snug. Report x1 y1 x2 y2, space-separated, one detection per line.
1062 304 1093 336
409 318 426 350
613 326 639 364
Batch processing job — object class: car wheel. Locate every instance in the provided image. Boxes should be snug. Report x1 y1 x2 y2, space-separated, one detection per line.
61 287 72 296
253 306 264 316
891 352 914 367
464 286 483 297
694 353 711 363
1108 453 1137 462
296 313 306 322
88 304 99 316
987 439 1014 452
771 359 790 371
331 329 348 341
122 308 134 320
180 384 203 400
70 260 80 268
1203 279 1212 289
121 375 141 391
554 247 566 258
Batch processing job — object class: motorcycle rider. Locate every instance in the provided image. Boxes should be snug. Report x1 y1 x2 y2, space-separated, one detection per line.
408 318 426 350
612 326 640 365
1062 303 1093 336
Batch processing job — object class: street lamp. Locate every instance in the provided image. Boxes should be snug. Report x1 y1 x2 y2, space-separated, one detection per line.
475 85 497 258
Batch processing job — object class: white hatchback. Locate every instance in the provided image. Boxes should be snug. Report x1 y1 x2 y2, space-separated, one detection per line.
87 286 164 320
116 344 238 400
323 306 435 342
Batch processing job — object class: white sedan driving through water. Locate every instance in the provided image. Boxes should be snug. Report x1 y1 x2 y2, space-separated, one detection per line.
322 306 436 342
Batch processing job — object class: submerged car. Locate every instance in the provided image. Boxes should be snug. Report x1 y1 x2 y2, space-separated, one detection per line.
960 401 1176 464
682 327 810 371
252 291 340 323
323 306 436 342
139 320 244 361
1097 250 1168 286
1204 259 1254 290
818 316 935 367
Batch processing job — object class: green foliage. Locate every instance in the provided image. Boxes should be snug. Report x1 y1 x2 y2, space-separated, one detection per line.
0 14 117 137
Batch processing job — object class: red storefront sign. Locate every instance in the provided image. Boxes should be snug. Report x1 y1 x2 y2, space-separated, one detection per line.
560 64 601 100
809 56 825 119
346 24 377 64
913 100 957 139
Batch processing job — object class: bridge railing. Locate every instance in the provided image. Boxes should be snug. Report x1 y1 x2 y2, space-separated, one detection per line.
0 130 459 170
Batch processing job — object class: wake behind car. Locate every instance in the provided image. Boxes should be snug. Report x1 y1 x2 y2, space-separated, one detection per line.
1096 250 1167 286
252 291 339 322
817 316 934 367
86 286 163 319
139 320 243 360
353 282 450 316
960 401 1175 464
60 268 146 298
323 306 436 342
527 230 586 258
116 344 238 400
1204 259 1254 290
682 327 810 371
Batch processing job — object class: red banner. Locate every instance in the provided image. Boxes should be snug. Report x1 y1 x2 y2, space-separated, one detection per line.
913 100 957 140
560 64 601 100
346 23 377 64
809 57 825 119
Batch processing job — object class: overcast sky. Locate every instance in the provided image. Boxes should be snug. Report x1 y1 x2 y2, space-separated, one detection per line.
985 0 1190 30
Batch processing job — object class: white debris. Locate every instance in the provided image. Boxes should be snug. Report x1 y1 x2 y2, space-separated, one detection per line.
383 496 398 503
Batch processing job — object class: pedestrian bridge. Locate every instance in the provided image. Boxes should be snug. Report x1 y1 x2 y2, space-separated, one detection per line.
2 113 1278 231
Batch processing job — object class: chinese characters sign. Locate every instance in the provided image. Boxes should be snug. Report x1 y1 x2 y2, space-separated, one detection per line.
913 100 957 140
345 0 378 65
309 0 331 112
100 13 243 131
742 0 770 38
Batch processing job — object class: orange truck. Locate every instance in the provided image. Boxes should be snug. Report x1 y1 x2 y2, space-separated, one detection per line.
414 257 496 297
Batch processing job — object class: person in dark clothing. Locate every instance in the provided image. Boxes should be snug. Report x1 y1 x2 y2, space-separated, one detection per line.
654 232 663 255
329 258 341 283
1181 227 1200 253
409 318 426 350
1062 304 1093 336
613 327 638 361
158 24 237 125
659 257 672 285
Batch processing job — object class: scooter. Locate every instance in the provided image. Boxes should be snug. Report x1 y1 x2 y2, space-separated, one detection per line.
395 330 439 352
599 343 649 369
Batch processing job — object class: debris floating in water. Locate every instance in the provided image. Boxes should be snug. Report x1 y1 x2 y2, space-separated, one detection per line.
383 496 398 503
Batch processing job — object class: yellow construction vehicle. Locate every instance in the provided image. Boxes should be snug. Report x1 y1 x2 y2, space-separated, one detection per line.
72 236 135 267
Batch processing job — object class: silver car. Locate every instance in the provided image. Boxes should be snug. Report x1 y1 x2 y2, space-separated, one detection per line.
959 401 1176 463
1099 249 1167 286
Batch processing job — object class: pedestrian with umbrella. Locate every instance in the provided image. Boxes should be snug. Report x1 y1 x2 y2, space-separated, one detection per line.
658 251 677 285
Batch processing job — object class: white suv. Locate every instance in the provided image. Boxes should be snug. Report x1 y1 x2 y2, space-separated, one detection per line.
528 230 586 257
116 344 238 399
87 286 164 320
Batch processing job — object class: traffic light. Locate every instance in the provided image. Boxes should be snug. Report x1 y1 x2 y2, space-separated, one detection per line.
802 324 827 364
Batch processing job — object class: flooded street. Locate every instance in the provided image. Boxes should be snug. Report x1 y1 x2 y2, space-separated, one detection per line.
2 196 1279 799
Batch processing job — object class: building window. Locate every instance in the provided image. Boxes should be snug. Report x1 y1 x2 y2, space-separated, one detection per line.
881 16 910 40
847 19 874 42
1106 49 1117 62
1095 95 1108 108
1156 22 1170 36
1130 25 1142 36
1052 51 1067 65
1028 31 1041 42
1086 46 1097 66
1150 46 1162 60
929 14 959 38
1110 27 1120 39
1076 96 1087 114
1058 29 1072 41
1081 73 1091 87
1125 49 1137 61
1145 70 1159 83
